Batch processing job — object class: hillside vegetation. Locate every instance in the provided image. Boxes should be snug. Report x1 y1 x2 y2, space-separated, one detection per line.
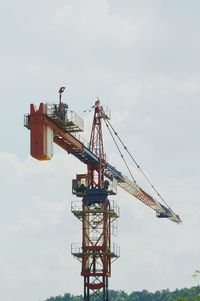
44 286 200 301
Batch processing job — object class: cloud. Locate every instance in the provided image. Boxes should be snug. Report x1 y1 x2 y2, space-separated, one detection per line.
53 0 144 46
0 151 83 301
1 0 200 300
0 142 199 300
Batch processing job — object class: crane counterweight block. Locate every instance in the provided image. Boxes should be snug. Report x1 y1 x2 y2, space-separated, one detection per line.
29 103 53 160
25 102 84 161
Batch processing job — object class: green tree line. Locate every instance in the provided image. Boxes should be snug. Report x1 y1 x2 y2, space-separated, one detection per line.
43 286 200 301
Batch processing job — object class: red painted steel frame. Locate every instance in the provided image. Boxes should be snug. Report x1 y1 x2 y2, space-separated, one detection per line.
27 99 118 301
87 99 105 188
81 100 111 301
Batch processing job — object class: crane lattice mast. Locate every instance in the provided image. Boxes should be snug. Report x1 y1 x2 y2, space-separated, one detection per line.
71 100 119 301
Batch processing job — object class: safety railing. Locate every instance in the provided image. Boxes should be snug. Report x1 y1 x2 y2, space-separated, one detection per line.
71 242 120 258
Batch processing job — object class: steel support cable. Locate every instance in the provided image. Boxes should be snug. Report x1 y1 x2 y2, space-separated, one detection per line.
104 118 172 211
104 120 137 185
103 119 167 216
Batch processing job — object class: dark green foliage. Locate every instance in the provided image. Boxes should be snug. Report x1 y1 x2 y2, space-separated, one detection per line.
44 293 82 301
43 286 200 301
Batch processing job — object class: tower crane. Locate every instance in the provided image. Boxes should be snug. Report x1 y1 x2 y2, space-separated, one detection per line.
24 88 181 301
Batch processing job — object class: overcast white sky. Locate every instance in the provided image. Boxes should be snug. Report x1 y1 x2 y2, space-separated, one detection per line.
0 1 200 301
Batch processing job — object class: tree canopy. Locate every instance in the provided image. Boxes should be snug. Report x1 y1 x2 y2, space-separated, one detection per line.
43 286 200 301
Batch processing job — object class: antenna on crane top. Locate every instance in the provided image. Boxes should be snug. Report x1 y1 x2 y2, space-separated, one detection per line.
58 86 66 106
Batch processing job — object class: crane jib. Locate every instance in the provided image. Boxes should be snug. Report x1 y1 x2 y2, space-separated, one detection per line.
104 163 181 223
117 181 160 210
